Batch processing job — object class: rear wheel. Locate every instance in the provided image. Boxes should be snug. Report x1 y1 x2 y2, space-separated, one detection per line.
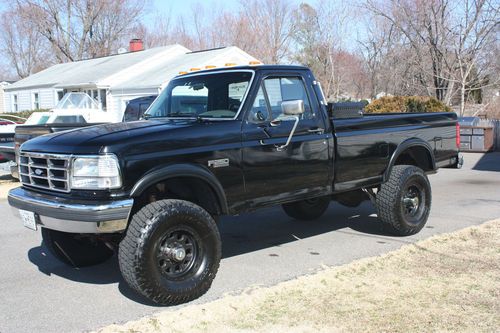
118 199 221 305
376 165 431 236
41 228 114 267
282 196 330 221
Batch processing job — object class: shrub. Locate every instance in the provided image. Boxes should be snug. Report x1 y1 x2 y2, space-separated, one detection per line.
365 96 451 114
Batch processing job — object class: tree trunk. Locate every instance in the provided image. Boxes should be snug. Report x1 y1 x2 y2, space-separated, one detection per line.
460 84 466 117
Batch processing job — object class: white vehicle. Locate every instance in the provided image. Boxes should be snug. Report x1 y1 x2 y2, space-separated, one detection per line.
23 92 113 124
3 93 113 168
0 115 26 136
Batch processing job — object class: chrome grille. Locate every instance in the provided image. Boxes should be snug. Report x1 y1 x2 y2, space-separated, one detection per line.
19 152 71 193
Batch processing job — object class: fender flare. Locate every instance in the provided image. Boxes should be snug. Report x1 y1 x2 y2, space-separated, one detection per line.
130 163 229 214
383 138 436 182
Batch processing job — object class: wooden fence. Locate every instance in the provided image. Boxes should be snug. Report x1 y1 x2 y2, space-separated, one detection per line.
477 119 500 151
493 120 500 151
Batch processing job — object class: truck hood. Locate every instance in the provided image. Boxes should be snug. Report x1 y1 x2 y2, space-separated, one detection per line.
20 119 231 155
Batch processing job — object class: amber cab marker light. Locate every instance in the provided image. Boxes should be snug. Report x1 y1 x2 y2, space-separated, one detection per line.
205 65 216 69
249 61 261 65
178 71 188 75
225 63 237 67
190 67 201 71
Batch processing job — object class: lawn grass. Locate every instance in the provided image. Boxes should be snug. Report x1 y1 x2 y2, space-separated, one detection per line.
99 219 500 333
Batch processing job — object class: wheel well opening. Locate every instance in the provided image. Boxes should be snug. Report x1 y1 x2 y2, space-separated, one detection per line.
394 146 433 171
131 177 222 217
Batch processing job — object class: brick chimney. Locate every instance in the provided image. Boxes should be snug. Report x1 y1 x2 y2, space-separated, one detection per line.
129 39 144 52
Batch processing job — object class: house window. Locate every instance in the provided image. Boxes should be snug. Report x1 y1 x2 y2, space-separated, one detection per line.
99 89 107 111
33 92 40 109
13 94 18 112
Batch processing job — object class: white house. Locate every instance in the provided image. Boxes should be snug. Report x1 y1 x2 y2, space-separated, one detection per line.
110 46 260 113
4 42 259 122
0 81 13 114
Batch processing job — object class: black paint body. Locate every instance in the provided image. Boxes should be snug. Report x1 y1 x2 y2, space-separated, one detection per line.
20 66 459 215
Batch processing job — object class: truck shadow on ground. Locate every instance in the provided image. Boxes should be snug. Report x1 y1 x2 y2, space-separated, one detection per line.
471 152 500 172
26 201 405 306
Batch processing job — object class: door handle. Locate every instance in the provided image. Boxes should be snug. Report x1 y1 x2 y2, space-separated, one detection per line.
308 128 324 134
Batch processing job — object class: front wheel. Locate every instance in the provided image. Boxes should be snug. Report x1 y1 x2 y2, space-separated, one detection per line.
282 196 331 221
118 199 221 305
376 165 431 236
41 228 114 267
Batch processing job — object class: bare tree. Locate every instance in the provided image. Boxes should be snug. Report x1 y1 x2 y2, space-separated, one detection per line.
0 6 50 78
239 0 296 64
358 18 395 98
292 2 365 100
142 0 295 64
209 11 261 55
447 0 500 116
13 0 146 62
365 0 457 101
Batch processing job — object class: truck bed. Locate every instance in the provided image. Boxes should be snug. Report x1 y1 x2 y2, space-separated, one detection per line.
332 112 457 191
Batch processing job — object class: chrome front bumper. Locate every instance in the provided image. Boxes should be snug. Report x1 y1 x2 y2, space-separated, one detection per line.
8 187 133 233
10 163 19 179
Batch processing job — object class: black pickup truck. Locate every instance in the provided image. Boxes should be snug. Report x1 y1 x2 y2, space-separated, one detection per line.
8 65 462 305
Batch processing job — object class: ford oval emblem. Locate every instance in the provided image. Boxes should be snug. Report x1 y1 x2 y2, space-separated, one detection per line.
34 168 43 176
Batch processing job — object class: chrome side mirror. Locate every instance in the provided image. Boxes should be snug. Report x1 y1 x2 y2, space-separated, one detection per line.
281 100 305 116
274 100 305 151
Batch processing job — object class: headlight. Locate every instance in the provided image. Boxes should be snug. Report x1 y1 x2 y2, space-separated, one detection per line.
71 155 122 189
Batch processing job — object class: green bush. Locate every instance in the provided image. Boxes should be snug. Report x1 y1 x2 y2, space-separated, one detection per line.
365 96 451 114
1 109 50 122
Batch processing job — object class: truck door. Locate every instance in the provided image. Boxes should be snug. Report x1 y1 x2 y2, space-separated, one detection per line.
241 74 331 206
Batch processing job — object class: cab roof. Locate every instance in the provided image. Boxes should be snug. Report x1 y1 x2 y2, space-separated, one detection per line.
175 64 310 78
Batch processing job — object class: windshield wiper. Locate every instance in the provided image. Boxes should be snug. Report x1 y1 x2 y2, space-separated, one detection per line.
142 114 179 120
196 116 210 123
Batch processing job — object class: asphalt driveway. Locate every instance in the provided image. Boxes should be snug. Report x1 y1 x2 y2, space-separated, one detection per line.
1 152 499 333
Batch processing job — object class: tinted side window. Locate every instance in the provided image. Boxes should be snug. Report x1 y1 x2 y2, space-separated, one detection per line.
123 103 138 122
139 103 150 119
228 81 249 112
53 115 86 123
263 77 313 121
247 86 270 123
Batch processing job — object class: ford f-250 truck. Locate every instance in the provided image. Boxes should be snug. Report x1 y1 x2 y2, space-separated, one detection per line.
8 65 462 305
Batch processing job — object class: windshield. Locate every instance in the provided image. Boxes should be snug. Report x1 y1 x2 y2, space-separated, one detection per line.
145 71 253 119
55 92 99 110
25 113 51 125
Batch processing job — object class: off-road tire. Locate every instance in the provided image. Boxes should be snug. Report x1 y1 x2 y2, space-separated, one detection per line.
41 228 114 267
376 165 431 236
282 196 331 221
118 199 221 305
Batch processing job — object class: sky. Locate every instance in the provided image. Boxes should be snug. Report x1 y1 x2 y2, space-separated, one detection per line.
144 0 242 29
146 0 304 27
152 0 241 15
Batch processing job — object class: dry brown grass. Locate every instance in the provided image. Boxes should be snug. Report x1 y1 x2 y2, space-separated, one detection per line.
98 219 500 333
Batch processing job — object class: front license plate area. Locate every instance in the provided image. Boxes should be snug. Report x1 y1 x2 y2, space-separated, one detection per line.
20 209 37 231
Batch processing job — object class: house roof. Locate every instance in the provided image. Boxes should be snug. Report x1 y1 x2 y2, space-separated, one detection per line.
111 46 259 92
5 45 188 91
